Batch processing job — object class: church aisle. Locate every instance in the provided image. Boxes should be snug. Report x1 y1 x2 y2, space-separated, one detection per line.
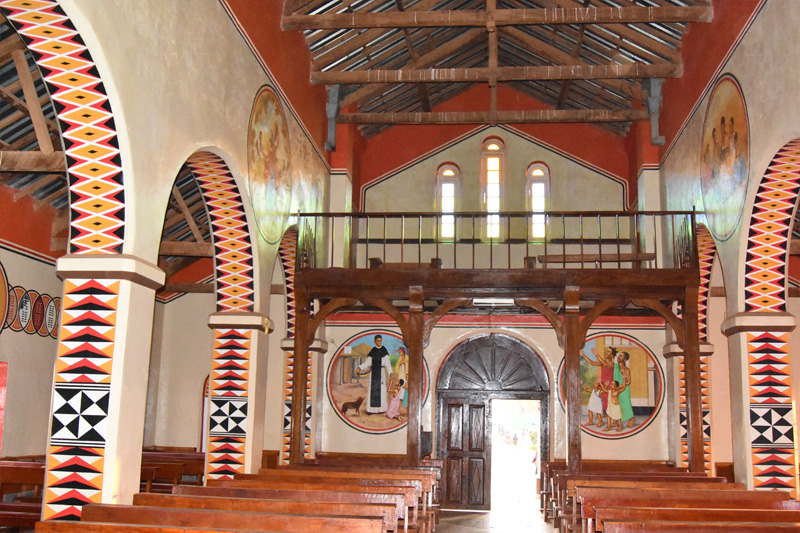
437 507 556 533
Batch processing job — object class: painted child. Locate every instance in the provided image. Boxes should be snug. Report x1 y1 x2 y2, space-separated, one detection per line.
385 379 405 421
600 380 628 432
580 380 606 427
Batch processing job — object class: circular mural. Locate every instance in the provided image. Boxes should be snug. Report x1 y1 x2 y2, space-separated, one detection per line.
327 330 429 434
557 332 664 440
248 86 293 245
0 262 7 337
700 74 750 242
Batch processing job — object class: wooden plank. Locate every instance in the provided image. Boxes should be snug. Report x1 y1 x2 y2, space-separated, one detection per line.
12 48 54 153
283 6 713 30
538 252 656 264
603 521 800 532
160 282 214 294
595 508 800 533
338 108 649 124
0 151 65 172
171 185 205 243
312 62 680 84
159 240 214 257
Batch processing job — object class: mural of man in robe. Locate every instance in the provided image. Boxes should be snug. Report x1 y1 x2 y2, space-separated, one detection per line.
356 335 394 413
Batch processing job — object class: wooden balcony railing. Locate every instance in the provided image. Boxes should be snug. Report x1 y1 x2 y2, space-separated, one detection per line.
295 211 698 271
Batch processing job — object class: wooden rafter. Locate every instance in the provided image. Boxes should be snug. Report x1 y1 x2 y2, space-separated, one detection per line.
283 5 713 31
395 0 431 112
557 0 591 109
338 108 649 125
0 151 65 172
171 185 205 243
12 48 54 153
13 173 62 201
159 240 214 257
312 62 680 84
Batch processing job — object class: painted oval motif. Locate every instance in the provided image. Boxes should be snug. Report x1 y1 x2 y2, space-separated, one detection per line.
248 86 293 245
327 329 430 435
45 297 60 337
700 75 750 242
5 286 18 328
16 290 32 332
28 292 44 335
36 294 51 336
0 262 7 336
557 332 665 440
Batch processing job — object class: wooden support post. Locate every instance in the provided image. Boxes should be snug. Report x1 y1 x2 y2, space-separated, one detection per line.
406 286 424 466
564 286 582 473
683 285 704 472
290 286 311 464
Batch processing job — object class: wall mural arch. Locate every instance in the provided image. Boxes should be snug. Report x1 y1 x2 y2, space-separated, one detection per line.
742 138 800 494
184 150 256 480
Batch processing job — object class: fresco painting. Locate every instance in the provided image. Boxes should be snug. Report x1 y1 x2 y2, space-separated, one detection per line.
328 330 429 434
700 74 750 242
248 86 293 245
558 333 664 439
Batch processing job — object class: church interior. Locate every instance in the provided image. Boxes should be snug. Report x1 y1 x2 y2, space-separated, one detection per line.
0 0 799 530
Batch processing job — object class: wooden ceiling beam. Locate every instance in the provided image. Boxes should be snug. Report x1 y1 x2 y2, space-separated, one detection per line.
313 62 679 84
341 28 485 107
338 108 649 125
160 282 214 294
503 26 644 101
12 48 54 154
0 150 65 172
171 185 205 243
283 5 713 31
557 0 591 109
159 240 214 257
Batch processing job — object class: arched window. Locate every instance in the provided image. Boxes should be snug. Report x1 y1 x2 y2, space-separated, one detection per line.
481 137 505 239
436 163 460 240
527 162 549 240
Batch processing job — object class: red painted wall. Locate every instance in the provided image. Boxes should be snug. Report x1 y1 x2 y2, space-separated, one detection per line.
225 0 328 157
0 186 62 260
354 84 632 209
659 0 764 155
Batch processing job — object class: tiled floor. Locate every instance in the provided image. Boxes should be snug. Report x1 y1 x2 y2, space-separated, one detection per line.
437 507 556 533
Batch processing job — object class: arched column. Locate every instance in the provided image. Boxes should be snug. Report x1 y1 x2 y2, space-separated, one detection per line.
725 138 800 494
0 0 136 520
184 151 261 480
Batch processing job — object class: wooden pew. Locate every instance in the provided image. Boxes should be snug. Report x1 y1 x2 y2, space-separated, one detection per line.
37 522 284 532
142 451 204 485
207 479 424 531
141 461 185 492
576 486 790 533
602 520 800 532
593 507 800 532
550 472 717 528
175 485 409 531
80 503 385 533
134 492 397 533
553 473 728 528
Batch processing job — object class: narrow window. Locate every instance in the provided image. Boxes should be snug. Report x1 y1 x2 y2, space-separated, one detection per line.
436 163 460 240
482 138 505 239
527 163 549 240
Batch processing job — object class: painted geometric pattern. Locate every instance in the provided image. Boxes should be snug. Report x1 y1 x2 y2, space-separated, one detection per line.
744 140 800 495
44 278 119 520
278 228 311 463
0 0 125 254
185 151 255 312
744 140 800 312
206 328 251 480
679 225 715 472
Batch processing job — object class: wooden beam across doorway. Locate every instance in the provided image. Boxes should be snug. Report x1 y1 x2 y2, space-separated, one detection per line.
311 63 680 85
338 108 649 125
283 6 713 31
0 150 65 172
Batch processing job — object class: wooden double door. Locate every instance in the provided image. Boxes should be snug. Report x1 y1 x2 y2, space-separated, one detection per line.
436 334 550 510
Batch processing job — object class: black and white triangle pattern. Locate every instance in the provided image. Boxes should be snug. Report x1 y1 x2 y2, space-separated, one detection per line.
209 398 247 436
750 405 795 446
50 383 109 447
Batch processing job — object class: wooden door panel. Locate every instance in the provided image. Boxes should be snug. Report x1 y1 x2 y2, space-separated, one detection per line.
445 457 462 505
468 457 485 506
469 405 485 451
447 404 462 450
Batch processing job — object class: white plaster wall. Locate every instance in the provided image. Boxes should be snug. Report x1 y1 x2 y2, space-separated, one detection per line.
149 294 215 448
0 250 61 456
322 322 669 461
364 126 625 214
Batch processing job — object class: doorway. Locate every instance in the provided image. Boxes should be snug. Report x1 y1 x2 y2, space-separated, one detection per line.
491 399 540 508
436 334 550 511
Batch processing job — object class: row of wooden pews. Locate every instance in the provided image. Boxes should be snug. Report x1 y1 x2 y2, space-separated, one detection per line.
35 456 441 533
542 459 800 532
0 458 46 529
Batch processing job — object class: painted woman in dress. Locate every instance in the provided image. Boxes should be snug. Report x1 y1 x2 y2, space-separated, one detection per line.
614 351 636 428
